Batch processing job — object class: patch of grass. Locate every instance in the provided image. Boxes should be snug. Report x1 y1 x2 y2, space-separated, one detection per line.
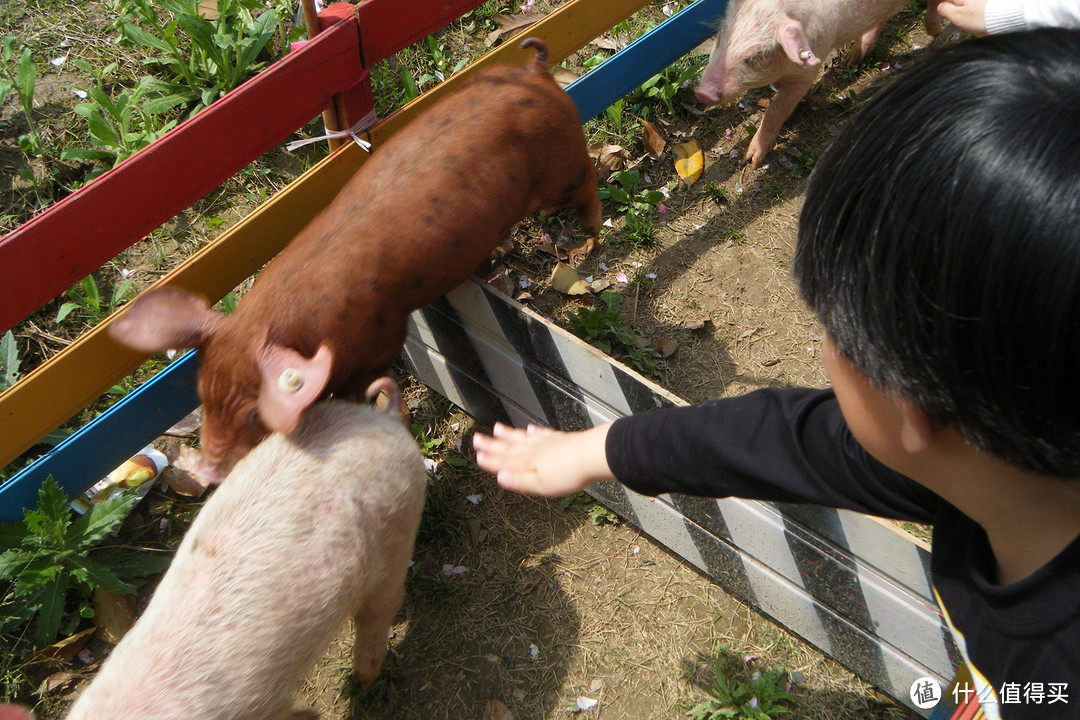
689 649 793 720
704 182 728 205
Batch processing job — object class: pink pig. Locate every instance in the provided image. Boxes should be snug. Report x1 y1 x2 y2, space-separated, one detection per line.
2 380 425 720
695 0 942 167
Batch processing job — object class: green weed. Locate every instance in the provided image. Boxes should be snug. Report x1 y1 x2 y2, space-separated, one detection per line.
1 36 41 155
623 210 658 248
55 274 136 325
599 170 664 215
0 478 171 649
62 60 178 169
689 652 793 720
565 290 661 377
107 0 291 118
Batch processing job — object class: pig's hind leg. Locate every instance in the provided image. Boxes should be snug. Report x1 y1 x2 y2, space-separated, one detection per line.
567 170 604 264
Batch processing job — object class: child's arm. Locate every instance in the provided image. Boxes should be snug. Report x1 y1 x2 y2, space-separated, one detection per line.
937 0 1080 35
473 422 615 497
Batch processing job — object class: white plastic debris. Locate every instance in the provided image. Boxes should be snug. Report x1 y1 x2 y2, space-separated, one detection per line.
465 494 483 505
529 644 539 661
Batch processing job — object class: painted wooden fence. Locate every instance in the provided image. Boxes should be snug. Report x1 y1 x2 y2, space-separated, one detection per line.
0 0 956 714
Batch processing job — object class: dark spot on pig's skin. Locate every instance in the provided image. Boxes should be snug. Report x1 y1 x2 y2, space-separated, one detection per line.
410 274 427 290
443 155 459 168
422 214 437 227
515 96 538 109
474 74 513 87
508 172 522 186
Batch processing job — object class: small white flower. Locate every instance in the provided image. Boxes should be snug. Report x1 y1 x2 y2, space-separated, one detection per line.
529 644 539 661
50 56 67 66
73 89 88 99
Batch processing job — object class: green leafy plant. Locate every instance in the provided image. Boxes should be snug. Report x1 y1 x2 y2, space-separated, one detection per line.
784 145 818 178
558 491 620 525
109 0 283 118
689 655 793 720
411 423 446 456
56 274 136 325
704 182 728 205
632 60 702 115
61 60 179 169
0 478 167 648
623 209 659 248
1 36 41 154
0 331 19 392
565 290 661 376
599 170 664 215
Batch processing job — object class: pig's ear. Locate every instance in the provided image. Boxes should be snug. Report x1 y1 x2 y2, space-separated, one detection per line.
109 287 223 352
256 343 333 435
777 17 819 68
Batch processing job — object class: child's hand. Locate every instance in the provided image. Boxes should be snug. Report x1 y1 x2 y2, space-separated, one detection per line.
936 0 989 35
472 422 614 497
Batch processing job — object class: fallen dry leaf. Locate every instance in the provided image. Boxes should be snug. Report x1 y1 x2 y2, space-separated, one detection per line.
756 97 771 109
484 12 543 46
673 140 704 185
550 263 591 295
485 699 516 720
587 142 627 182
589 35 620 51
655 337 678 357
93 587 136 644
28 628 96 667
36 671 76 696
642 120 666 159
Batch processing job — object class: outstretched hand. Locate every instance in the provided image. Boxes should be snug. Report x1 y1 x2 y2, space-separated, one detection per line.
472 422 614 497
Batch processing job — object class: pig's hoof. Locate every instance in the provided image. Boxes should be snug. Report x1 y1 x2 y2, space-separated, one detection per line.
567 237 598 266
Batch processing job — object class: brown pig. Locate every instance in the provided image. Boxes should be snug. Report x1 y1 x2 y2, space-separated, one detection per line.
49 381 425 720
109 37 602 483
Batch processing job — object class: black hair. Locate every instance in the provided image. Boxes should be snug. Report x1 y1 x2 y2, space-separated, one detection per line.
793 28 1080 477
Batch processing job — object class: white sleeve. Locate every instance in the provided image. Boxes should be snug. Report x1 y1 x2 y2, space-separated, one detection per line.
984 0 1080 33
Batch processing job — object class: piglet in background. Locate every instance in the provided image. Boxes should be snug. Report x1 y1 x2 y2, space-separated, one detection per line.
695 0 942 167
11 380 426 720
109 37 602 484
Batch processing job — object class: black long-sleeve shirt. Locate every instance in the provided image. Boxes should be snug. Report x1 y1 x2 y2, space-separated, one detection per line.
605 388 1080 720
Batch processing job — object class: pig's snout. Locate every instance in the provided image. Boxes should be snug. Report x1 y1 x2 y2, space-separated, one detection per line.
194 454 229 486
695 81 723 106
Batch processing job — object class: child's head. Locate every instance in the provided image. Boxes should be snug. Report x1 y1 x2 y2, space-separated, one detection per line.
793 28 1080 477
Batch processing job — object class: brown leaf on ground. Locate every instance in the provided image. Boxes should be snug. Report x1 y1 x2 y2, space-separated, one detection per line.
642 120 666 159
27 628 95 667
93 587 136 644
484 13 544 46
483 699 515 720
587 142 627 182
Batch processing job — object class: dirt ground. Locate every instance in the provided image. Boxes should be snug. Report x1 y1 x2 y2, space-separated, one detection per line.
1 1 962 717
